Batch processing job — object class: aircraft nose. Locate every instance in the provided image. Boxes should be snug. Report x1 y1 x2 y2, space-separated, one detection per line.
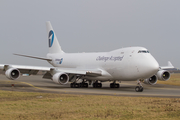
146 57 159 74
139 55 159 78
151 60 159 72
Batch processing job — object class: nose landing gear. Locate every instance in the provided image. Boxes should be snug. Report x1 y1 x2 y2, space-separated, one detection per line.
135 80 143 92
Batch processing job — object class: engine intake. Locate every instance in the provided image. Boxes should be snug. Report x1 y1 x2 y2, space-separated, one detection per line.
52 72 69 85
157 70 170 81
5 68 20 80
144 75 157 85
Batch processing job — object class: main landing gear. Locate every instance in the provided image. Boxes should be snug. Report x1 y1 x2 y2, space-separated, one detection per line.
93 81 102 88
110 81 120 88
70 79 88 88
135 80 143 92
70 82 88 88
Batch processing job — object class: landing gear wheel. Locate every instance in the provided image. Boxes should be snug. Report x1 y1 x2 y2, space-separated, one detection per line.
139 86 143 92
70 83 75 88
110 83 119 88
93 83 96 88
71 82 88 88
135 86 143 92
110 83 114 88
79 83 82 87
96 83 101 88
100 83 102 88
82 83 88 88
135 86 140 92
93 83 102 88
135 80 143 92
84 83 88 88
115 84 120 88
75 83 80 88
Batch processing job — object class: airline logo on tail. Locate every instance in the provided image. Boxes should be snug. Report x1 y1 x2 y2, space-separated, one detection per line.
49 30 54 47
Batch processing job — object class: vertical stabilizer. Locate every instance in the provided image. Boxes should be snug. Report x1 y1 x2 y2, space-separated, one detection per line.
46 21 64 53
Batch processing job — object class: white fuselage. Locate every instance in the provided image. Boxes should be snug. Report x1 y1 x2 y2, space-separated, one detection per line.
47 47 159 81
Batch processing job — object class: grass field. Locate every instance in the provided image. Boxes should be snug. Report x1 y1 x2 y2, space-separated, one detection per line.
0 90 180 120
0 74 180 120
157 73 180 86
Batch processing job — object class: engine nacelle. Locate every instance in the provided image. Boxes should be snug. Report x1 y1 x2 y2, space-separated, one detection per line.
144 75 158 85
157 70 170 81
52 72 69 85
5 68 20 80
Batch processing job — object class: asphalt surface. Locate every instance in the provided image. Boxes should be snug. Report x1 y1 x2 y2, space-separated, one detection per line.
0 75 180 98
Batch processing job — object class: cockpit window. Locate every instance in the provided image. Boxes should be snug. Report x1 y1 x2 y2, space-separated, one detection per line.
138 50 149 53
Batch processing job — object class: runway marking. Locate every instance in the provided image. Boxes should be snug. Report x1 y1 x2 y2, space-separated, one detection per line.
18 82 57 92
0 80 54 91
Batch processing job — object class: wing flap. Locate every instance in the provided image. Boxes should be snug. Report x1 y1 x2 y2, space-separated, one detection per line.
53 68 102 76
19 69 39 75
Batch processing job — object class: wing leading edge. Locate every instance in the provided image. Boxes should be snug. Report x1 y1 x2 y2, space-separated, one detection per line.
0 64 102 79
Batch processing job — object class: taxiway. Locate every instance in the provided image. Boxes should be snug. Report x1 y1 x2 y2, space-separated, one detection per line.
0 76 180 98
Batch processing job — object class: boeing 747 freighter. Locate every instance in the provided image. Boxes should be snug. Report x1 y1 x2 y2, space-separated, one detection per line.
0 21 174 92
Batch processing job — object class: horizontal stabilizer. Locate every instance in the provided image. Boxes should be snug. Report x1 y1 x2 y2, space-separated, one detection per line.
14 53 52 61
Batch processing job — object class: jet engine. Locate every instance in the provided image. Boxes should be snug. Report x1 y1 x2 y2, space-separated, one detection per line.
5 68 20 80
157 70 170 81
52 72 69 85
144 75 158 85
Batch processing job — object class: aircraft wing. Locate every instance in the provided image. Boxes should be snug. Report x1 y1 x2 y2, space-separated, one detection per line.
0 64 102 79
0 64 51 75
160 61 179 73
160 61 175 70
42 67 102 79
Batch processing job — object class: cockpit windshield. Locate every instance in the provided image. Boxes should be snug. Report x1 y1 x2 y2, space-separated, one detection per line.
138 50 149 53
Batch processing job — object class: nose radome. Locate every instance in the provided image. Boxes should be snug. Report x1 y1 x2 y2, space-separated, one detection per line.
152 60 159 71
137 55 159 78
149 58 159 73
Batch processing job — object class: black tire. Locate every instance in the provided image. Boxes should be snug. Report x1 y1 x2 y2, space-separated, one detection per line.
110 83 115 88
139 86 143 92
83 83 88 88
115 84 120 88
85 83 88 88
79 83 82 88
97 83 100 88
75 83 80 88
71 83 76 88
135 86 140 92
93 83 96 88
97 83 102 88
99 83 102 88
70 83 73 88
110 83 113 88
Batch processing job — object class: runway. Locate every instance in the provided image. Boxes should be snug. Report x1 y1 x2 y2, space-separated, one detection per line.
0 75 180 98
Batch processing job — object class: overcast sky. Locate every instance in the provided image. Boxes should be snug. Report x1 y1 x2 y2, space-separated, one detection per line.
0 0 180 68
